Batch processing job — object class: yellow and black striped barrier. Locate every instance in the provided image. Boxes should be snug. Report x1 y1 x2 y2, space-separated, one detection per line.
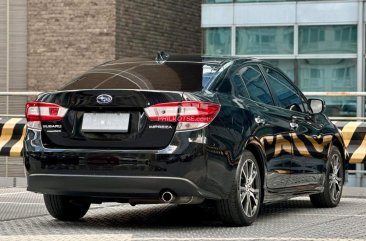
333 121 366 164
0 117 26 157
0 117 366 163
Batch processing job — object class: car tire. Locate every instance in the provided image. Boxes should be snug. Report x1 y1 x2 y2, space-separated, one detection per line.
44 194 91 221
216 150 262 226
310 146 344 208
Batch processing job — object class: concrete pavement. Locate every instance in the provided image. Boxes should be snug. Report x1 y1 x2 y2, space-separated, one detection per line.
0 187 365 240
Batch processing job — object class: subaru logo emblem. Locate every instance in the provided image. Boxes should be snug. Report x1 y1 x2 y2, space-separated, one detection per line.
96 94 113 104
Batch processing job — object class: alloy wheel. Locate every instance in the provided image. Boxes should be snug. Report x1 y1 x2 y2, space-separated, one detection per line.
329 153 343 202
239 158 260 217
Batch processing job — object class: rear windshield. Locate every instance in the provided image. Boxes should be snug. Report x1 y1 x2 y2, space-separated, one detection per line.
61 57 219 91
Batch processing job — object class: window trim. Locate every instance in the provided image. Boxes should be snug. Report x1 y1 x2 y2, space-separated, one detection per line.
207 61 235 93
239 63 276 106
259 63 310 114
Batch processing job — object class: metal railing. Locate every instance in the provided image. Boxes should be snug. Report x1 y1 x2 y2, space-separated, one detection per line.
0 91 366 117
0 91 41 117
304 91 366 121
0 91 41 96
1 91 366 119
304 92 366 97
0 91 365 178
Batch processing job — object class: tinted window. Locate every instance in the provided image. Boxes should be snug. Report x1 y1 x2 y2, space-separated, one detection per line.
213 64 252 98
215 76 233 94
241 65 273 105
264 67 305 112
61 57 206 91
209 61 234 93
231 74 249 98
215 72 249 98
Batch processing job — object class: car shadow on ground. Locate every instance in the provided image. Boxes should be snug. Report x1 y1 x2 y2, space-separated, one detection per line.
49 199 315 228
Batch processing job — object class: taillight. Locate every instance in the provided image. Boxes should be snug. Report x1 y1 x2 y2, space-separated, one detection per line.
144 101 220 131
25 102 68 129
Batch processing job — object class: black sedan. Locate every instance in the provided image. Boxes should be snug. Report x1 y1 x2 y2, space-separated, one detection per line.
24 54 348 226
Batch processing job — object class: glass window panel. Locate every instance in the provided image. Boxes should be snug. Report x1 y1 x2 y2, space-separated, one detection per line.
299 59 357 117
204 28 231 56
264 60 295 81
241 65 274 105
236 0 295 2
299 25 357 54
264 67 305 112
203 0 232 3
231 74 249 98
236 27 294 55
317 96 356 117
204 0 338 3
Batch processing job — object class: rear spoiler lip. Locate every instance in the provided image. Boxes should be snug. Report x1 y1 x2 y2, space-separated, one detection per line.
39 89 185 95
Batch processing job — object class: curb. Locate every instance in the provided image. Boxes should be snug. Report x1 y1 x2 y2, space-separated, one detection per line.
342 186 366 199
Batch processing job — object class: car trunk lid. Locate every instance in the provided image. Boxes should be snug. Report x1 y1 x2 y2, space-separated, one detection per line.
36 89 183 149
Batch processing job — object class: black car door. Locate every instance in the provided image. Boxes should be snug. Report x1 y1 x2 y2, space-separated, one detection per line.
237 64 293 191
262 65 328 189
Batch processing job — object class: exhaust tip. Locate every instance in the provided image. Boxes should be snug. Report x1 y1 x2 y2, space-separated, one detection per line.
161 191 175 203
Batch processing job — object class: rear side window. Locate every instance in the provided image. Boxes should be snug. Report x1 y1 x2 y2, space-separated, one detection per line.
231 74 249 98
264 67 305 112
241 65 274 105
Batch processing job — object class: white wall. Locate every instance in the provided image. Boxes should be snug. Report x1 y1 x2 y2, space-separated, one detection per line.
202 1 359 27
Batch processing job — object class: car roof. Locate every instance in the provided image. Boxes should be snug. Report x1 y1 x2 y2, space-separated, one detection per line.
96 52 262 70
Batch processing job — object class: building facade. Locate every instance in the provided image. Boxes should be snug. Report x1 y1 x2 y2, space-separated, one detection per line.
115 0 201 59
202 0 363 118
0 0 201 114
0 0 201 178
202 0 366 186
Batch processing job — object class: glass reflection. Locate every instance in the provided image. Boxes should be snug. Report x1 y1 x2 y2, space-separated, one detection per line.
236 27 294 55
203 0 321 2
299 25 357 54
204 28 231 56
236 0 296 2
203 0 232 2
299 59 357 117
241 65 274 105
265 60 295 81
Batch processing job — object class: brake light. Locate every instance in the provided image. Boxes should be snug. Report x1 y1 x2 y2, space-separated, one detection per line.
144 101 220 131
25 102 68 129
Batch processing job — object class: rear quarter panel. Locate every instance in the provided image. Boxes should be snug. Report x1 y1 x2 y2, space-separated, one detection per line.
195 91 255 197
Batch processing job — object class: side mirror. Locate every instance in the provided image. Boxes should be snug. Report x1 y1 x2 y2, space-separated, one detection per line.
308 98 325 114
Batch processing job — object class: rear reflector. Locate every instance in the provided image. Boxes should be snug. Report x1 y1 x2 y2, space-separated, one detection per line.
144 101 220 131
26 102 68 122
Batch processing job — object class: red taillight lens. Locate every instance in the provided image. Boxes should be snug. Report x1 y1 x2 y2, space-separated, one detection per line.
178 102 220 123
144 101 220 131
25 102 68 122
144 102 180 122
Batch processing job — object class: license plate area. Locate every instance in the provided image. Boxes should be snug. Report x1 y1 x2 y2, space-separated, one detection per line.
81 113 130 133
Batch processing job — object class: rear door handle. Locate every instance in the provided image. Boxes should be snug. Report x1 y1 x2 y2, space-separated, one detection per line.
255 116 266 125
290 115 304 130
290 122 299 130
292 115 305 121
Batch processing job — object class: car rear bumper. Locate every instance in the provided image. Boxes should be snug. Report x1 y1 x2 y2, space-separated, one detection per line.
27 174 218 199
24 128 234 200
